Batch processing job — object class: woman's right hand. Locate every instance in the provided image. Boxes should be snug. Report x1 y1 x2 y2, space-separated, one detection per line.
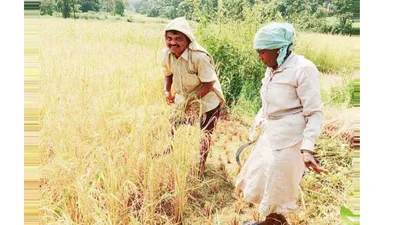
164 91 175 104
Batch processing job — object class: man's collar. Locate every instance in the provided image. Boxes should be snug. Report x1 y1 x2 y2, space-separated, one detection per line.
169 48 189 61
180 48 189 60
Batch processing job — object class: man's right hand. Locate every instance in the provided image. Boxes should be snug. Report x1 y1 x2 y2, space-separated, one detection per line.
164 91 175 104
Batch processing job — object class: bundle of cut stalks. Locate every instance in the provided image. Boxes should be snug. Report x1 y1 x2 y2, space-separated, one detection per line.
322 107 360 148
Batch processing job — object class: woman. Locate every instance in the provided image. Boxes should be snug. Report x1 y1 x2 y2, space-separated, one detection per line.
235 22 328 225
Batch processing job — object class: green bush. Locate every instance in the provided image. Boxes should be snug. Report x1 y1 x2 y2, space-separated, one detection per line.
348 78 360 107
197 29 264 111
40 0 55 16
321 76 359 107
196 21 358 112
114 0 125 16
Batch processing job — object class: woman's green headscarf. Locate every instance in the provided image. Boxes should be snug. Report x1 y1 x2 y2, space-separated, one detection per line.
254 22 296 67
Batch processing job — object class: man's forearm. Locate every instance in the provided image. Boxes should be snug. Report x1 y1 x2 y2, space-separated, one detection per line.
195 82 214 99
164 75 173 92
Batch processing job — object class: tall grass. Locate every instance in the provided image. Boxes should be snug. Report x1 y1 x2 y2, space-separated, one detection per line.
295 32 359 75
320 74 360 107
40 17 356 225
40 18 202 224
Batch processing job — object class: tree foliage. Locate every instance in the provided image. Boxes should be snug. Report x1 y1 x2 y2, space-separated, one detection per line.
81 0 101 12
41 0 127 17
114 0 126 15
39 0 358 34
40 0 55 15
135 0 357 35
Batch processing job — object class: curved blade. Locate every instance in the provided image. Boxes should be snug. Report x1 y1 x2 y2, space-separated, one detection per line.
236 138 257 167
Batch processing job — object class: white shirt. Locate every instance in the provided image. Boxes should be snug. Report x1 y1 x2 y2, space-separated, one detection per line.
259 52 324 152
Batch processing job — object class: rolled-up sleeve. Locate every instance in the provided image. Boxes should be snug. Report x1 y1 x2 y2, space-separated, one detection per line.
296 66 324 152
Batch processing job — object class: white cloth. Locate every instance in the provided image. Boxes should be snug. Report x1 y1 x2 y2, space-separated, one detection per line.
237 52 323 217
254 52 323 152
236 128 306 217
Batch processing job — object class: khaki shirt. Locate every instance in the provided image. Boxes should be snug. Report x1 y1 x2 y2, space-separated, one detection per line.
162 48 225 112
260 52 323 152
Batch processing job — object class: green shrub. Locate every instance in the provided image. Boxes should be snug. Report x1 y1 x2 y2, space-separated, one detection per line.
322 76 359 107
196 21 358 111
198 33 264 110
40 0 55 16
114 0 125 16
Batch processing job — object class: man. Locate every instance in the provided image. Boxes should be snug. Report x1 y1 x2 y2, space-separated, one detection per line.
161 17 225 175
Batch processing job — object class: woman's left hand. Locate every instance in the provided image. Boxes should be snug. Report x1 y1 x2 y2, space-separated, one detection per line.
302 151 328 174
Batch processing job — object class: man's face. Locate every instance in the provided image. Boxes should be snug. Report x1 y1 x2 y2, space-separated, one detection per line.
257 49 279 68
165 31 190 58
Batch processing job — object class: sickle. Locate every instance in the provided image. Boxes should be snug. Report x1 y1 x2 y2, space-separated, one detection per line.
235 138 258 167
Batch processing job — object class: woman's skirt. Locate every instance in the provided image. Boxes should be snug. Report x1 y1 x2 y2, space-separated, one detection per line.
235 130 306 217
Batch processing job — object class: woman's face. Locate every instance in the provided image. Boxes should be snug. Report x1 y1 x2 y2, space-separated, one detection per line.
257 49 279 68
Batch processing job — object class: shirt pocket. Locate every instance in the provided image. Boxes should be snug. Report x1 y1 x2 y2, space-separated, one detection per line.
183 72 201 92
